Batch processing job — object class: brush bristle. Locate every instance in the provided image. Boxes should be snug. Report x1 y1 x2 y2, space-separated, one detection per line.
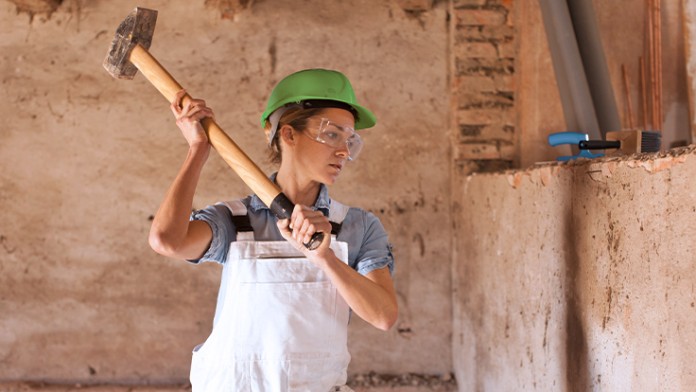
640 131 661 153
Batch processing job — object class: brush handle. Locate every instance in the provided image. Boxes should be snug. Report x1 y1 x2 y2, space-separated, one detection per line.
578 140 621 150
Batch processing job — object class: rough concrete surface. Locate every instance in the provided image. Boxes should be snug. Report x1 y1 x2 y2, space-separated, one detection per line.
0 0 452 386
454 147 696 391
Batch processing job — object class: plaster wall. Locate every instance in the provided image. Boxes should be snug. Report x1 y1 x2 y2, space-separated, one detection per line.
0 0 452 383
453 147 696 391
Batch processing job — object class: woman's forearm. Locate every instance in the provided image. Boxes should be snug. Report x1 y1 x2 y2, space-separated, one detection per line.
317 254 398 331
148 145 211 258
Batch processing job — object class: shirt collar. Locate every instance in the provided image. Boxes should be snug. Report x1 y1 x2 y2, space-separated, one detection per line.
248 172 331 214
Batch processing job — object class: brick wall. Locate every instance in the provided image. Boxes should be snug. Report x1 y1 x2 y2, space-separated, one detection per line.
451 0 515 172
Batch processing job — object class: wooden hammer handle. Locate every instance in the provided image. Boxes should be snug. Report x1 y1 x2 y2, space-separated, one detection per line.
129 44 279 207
128 44 324 250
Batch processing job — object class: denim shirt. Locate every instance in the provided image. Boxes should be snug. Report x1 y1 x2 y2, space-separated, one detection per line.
189 181 394 276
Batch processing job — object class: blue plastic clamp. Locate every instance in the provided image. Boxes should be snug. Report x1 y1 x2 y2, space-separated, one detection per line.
547 132 604 161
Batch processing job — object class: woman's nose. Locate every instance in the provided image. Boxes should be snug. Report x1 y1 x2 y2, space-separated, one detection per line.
335 143 350 158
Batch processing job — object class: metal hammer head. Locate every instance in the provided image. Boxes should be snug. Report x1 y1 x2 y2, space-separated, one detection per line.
103 7 158 80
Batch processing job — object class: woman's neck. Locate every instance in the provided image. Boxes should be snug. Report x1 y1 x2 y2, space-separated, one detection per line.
275 165 321 207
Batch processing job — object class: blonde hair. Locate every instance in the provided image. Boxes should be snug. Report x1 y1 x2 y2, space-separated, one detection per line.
264 107 325 164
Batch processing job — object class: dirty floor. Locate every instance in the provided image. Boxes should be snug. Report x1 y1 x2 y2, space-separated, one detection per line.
0 373 457 392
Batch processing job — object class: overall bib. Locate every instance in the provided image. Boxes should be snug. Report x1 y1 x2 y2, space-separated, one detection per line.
190 199 352 391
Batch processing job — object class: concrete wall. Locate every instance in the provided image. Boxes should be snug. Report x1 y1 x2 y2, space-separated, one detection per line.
452 2 696 389
3 0 696 389
0 0 452 383
453 147 696 390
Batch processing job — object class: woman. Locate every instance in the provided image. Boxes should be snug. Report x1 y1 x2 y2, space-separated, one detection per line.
149 68 398 391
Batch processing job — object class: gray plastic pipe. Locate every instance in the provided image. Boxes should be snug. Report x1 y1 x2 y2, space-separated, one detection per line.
567 0 622 136
538 0 602 139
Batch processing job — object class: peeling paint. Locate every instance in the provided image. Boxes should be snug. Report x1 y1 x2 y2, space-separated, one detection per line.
507 172 524 188
627 154 690 173
538 165 562 186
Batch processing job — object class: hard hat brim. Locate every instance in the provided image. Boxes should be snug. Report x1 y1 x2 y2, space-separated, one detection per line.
261 96 376 130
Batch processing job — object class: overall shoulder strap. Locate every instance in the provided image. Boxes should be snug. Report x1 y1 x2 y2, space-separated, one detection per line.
221 198 349 237
220 199 254 233
328 199 350 236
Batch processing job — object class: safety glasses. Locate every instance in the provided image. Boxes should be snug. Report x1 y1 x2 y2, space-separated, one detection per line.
304 118 364 161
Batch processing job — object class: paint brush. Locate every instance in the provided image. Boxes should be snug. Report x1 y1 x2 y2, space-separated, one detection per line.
578 130 661 154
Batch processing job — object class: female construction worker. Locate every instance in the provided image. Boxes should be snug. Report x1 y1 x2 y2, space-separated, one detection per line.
148 68 398 391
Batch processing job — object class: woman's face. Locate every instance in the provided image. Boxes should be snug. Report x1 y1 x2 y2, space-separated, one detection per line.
292 107 356 185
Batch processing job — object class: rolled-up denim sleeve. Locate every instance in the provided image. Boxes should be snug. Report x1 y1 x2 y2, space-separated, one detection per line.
355 211 394 276
188 203 235 264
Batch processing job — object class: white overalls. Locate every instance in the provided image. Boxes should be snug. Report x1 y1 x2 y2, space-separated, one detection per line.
190 199 352 391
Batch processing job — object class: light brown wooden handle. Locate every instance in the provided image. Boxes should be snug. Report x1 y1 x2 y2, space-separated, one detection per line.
128 44 280 206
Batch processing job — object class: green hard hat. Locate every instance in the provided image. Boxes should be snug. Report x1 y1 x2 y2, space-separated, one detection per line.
261 69 377 130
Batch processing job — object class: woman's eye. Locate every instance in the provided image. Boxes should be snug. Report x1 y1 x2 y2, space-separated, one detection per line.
346 135 360 144
324 130 340 140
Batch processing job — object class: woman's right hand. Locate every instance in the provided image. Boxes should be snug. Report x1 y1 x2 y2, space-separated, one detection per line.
170 89 215 150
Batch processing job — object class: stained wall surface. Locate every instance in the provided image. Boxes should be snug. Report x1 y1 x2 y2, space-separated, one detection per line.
0 0 452 382
454 0 696 390
453 147 696 391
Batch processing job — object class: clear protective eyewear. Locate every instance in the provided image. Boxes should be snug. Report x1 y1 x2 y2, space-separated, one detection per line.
305 118 364 161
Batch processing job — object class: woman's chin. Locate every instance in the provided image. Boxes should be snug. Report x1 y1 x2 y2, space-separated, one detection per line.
322 173 339 185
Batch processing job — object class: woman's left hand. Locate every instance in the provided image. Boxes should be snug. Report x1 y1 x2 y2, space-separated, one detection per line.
277 204 333 257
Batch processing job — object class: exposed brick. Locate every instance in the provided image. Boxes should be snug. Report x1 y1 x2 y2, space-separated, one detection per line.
456 141 515 160
496 75 515 92
496 40 516 58
455 25 515 44
451 0 516 169
455 57 515 77
458 123 516 143
459 124 485 137
455 9 506 26
455 75 515 93
458 108 514 126
456 91 514 110
497 0 515 13
455 75 496 92
474 159 514 171
455 42 498 58
455 159 481 176
452 0 487 8
455 26 487 44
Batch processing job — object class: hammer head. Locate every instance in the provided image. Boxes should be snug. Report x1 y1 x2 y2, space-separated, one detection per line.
103 7 158 80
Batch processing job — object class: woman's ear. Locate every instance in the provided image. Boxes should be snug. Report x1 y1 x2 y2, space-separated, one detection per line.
279 124 296 146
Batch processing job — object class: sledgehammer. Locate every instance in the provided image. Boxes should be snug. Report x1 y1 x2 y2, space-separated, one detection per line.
103 7 323 249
